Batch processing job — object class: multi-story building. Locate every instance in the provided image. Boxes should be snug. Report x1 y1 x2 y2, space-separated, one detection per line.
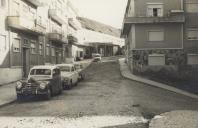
77 17 125 58
0 0 69 84
66 0 83 62
121 0 198 75
44 0 68 64
0 0 47 83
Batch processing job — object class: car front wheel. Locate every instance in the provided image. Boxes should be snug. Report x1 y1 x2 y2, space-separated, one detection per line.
68 80 72 89
45 88 51 100
17 94 23 101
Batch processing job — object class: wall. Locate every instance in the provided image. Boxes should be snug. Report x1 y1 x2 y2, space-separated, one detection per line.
134 0 182 17
0 68 22 84
135 24 183 49
184 0 198 53
78 29 124 47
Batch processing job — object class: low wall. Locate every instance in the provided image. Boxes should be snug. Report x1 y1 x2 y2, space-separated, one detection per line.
0 68 22 85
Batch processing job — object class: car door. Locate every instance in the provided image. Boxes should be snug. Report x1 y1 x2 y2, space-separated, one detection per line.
52 69 59 94
56 68 62 91
73 66 79 83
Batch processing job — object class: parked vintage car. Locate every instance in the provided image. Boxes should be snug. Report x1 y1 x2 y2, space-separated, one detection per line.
16 65 62 100
74 62 85 81
92 53 102 62
57 64 79 89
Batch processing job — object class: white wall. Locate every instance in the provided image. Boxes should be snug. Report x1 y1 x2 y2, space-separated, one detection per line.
0 68 22 84
77 29 124 46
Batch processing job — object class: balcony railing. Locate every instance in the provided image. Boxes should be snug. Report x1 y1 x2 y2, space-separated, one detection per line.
68 18 79 30
25 0 43 7
49 9 65 25
34 19 46 34
48 33 68 44
7 16 45 35
67 34 78 43
121 12 185 36
124 14 185 24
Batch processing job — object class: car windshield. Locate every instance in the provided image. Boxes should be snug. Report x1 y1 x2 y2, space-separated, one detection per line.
59 66 71 72
30 69 51 75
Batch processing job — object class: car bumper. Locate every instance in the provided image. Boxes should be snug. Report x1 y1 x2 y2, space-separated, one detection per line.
16 89 48 95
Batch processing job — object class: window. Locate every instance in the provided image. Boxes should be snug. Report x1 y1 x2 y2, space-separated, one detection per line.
147 4 163 17
46 44 50 56
30 41 36 54
51 47 55 56
148 54 165 66
148 30 164 41
13 38 20 52
23 39 29 46
187 54 198 65
186 3 198 13
30 69 51 75
0 35 6 52
187 29 198 40
0 0 6 8
39 42 43 55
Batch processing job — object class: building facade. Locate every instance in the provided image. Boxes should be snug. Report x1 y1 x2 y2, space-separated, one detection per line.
77 17 125 58
121 0 198 75
0 0 69 84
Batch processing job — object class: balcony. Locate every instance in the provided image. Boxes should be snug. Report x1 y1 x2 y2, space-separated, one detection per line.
68 18 79 30
124 14 185 24
121 12 185 36
7 16 45 35
34 19 46 34
67 34 78 44
48 33 68 44
49 9 65 25
25 0 44 7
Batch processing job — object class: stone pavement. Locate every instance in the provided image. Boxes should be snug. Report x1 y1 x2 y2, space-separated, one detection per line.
149 110 198 128
118 58 198 99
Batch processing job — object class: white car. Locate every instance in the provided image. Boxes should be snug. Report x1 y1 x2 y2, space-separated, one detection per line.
92 53 102 62
57 64 79 89
74 63 85 81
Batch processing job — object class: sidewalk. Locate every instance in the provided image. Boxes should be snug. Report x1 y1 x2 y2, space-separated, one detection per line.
149 110 198 128
0 82 16 107
0 60 92 107
118 58 198 99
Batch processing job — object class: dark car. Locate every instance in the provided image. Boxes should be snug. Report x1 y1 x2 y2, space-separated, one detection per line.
16 65 62 100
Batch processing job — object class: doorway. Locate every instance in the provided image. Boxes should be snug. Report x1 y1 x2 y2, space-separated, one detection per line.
22 48 30 78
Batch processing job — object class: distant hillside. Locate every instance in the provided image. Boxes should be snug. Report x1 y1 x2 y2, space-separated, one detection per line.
77 17 121 37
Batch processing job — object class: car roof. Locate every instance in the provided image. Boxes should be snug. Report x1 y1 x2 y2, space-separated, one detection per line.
31 65 58 70
56 63 74 67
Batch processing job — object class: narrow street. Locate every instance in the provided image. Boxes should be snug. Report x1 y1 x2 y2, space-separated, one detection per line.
0 57 198 127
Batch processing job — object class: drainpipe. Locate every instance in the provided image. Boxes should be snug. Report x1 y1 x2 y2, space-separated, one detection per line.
8 0 12 68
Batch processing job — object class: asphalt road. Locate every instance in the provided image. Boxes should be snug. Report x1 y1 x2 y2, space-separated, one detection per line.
0 57 198 127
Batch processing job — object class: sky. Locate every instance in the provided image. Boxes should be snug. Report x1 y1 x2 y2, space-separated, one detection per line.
70 0 128 29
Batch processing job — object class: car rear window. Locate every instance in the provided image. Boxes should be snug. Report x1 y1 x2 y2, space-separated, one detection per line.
94 55 100 57
30 69 51 75
59 66 71 72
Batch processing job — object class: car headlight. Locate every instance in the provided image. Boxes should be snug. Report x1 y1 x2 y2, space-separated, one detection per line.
40 83 47 90
16 81 22 89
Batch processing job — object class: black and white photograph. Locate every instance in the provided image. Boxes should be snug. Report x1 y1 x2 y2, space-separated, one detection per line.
0 0 198 127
